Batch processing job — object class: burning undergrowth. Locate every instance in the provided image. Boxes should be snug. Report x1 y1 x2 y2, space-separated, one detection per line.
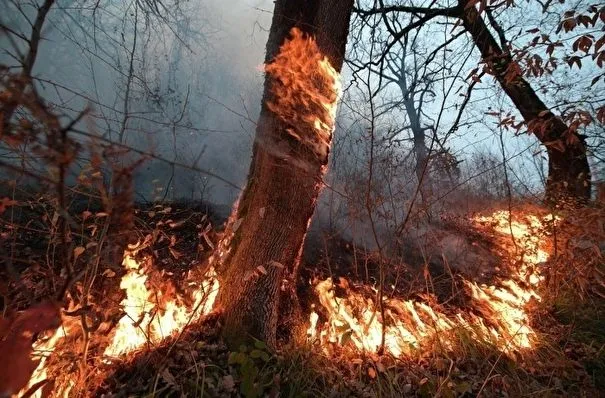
2 201 224 396
304 208 558 359
3 203 603 396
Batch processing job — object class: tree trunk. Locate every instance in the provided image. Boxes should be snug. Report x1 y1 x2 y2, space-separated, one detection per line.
459 3 591 203
214 0 353 349
402 96 431 196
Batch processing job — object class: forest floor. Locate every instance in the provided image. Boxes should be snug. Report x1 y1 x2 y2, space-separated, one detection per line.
1 198 605 397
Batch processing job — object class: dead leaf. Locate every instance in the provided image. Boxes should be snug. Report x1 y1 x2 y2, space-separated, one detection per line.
168 220 185 228
102 269 116 278
73 247 85 262
203 233 214 250
338 277 349 289
0 197 18 214
368 367 376 379
169 247 182 259
51 212 59 227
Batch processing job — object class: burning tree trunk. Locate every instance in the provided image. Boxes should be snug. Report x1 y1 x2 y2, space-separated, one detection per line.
214 0 353 348
459 3 591 203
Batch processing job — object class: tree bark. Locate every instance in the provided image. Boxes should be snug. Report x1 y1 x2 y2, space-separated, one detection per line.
214 0 353 348
459 2 591 203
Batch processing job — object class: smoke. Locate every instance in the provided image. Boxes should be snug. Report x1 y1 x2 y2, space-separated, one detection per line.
0 0 274 205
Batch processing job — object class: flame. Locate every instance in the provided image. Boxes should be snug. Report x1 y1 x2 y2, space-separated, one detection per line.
20 245 219 396
309 210 558 357
19 322 75 398
104 247 219 357
265 27 341 161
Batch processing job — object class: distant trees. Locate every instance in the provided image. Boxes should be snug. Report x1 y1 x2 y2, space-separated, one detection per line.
353 0 605 204
1 0 237 202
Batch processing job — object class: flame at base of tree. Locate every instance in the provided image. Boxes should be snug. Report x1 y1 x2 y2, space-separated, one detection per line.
308 210 558 357
103 245 219 357
19 243 220 397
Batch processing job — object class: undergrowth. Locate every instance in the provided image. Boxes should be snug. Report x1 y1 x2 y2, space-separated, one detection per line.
134 334 598 397
553 274 605 391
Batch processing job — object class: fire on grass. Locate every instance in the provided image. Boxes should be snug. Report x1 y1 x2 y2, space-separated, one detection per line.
17 242 220 397
17 209 557 396
307 210 558 358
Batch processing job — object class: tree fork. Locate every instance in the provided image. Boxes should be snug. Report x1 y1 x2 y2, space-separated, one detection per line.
214 0 353 349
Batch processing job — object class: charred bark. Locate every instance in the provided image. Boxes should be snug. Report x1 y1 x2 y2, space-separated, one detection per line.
459 2 591 203
214 0 353 348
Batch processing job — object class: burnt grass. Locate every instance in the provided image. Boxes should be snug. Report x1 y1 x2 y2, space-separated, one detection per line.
2 198 605 397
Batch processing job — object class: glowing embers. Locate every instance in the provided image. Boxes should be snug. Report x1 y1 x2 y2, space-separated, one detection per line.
308 210 557 357
104 247 219 357
264 27 341 160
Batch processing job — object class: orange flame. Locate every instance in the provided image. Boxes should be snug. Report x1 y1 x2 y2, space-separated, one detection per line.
265 27 341 161
309 210 558 357
19 321 75 398
21 245 219 396
104 246 219 357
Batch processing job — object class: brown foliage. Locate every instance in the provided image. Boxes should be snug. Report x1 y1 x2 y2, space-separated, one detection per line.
0 301 61 397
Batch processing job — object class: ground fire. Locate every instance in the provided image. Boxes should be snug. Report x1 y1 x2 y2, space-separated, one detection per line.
17 242 220 397
15 209 558 397
307 211 556 357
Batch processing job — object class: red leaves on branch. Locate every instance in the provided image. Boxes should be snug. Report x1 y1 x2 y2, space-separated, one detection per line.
572 35 593 53
596 107 605 125
0 197 17 215
567 56 582 69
